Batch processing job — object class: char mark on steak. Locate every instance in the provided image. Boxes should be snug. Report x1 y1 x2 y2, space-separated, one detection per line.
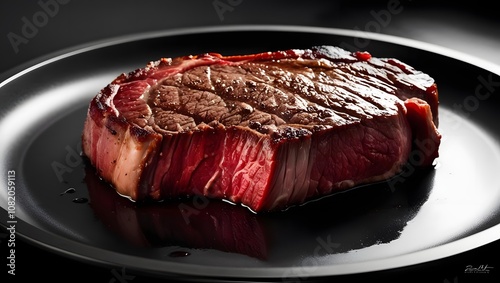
81 45 441 212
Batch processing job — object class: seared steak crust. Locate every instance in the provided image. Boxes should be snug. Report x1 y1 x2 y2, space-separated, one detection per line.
81 46 440 212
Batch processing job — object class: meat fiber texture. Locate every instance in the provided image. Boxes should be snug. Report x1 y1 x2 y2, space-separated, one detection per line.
81 45 441 213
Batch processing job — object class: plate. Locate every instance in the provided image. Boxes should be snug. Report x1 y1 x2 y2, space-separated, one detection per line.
2 25 500 281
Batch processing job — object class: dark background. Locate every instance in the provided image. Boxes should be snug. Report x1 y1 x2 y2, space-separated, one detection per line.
2 1 500 78
1 1 500 282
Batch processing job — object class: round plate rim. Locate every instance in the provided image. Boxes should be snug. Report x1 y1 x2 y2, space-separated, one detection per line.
2 24 500 279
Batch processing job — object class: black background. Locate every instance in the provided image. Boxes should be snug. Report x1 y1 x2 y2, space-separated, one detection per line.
1 1 500 282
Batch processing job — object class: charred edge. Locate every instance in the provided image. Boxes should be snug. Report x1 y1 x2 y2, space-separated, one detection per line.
105 115 128 136
271 127 312 142
130 125 160 142
311 45 360 62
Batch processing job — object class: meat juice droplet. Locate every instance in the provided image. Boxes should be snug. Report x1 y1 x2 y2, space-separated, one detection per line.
60 188 76 196
72 197 88 204
169 251 190 257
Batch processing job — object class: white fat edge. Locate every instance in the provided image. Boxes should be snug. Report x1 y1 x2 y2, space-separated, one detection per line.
138 84 152 103
112 126 149 199
104 84 121 117
138 84 154 125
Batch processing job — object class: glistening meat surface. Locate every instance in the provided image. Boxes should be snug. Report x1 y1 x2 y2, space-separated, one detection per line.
81 46 441 212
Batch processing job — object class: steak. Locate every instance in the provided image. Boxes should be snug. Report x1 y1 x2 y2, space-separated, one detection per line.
81 45 441 213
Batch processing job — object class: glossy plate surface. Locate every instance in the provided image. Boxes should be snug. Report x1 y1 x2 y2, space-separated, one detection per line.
1 26 500 280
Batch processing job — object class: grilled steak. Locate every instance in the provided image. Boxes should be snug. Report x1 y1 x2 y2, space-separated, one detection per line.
81 45 441 212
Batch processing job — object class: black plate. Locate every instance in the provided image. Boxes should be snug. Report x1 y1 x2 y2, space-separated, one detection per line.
2 25 500 281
